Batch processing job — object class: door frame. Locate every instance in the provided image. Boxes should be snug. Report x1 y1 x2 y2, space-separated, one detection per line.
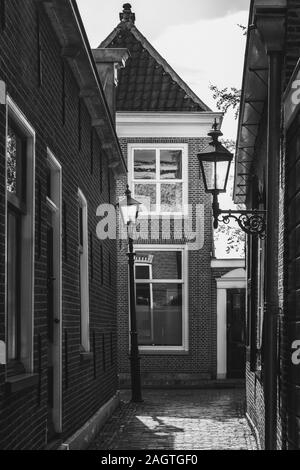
226 288 246 379
214 264 246 379
47 149 62 434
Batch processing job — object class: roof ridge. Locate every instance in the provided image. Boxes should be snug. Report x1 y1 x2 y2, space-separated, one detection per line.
99 21 211 112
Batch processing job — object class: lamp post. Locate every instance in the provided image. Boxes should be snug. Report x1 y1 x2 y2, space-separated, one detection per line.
198 120 266 238
119 185 143 402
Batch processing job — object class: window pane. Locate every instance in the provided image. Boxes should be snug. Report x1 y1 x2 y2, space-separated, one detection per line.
135 265 150 280
79 206 83 248
134 183 156 212
135 251 182 279
216 160 229 191
160 150 182 179
134 150 156 179
152 283 182 346
7 128 17 194
136 284 182 347
136 284 153 344
7 211 19 360
161 183 182 212
7 124 25 199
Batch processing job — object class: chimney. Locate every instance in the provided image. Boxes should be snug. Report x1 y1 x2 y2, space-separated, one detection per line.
93 48 130 124
119 3 135 24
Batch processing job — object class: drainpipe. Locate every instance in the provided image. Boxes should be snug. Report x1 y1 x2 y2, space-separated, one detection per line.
255 7 285 450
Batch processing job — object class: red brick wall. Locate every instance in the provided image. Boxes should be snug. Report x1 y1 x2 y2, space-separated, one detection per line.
0 0 120 449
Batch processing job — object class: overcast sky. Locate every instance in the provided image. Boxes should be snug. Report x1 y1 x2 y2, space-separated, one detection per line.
76 0 250 138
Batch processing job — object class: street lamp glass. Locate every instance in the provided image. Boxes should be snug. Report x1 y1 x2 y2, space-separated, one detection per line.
199 155 232 193
197 120 233 194
119 186 141 226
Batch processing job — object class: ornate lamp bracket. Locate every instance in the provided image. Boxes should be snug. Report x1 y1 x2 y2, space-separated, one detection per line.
217 209 266 239
212 192 266 239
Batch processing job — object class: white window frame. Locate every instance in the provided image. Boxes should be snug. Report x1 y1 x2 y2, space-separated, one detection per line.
132 244 188 353
78 188 90 352
5 96 35 373
128 143 188 216
47 149 63 433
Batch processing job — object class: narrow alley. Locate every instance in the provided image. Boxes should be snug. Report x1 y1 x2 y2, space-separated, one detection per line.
89 389 258 451
1 0 300 452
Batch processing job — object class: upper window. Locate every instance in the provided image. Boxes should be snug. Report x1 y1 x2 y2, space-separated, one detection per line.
7 121 26 362
6 97 35 373
7 124 26 204
129 145 187 215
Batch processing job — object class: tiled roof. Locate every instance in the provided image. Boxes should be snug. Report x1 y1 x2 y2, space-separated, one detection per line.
99 9 211 113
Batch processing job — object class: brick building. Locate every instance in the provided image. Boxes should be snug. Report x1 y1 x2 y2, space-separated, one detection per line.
97 4 246 388
235 0 300 450
0 0 125 449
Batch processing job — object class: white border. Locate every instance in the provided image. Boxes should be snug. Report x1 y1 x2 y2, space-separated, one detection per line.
132 244 189 353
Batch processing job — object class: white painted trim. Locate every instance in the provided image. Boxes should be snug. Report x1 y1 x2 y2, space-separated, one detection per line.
47 149 63 434
6 96 35 373
46 196 59 213
78 189 90 352
216 279 246 289
132 244 189 352
116 112 223 138
217 279 247 289
128 143 188 216
211 259 245 269
216 268 246 379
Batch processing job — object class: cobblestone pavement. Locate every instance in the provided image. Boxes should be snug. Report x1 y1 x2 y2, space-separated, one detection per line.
89 389 258 450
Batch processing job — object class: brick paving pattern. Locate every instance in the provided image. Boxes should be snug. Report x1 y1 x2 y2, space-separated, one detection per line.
89 389 258 450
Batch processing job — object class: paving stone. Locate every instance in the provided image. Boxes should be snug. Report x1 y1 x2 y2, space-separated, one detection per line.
89 389 258 450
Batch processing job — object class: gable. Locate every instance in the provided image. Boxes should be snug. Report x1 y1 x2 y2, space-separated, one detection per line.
100 23 211 113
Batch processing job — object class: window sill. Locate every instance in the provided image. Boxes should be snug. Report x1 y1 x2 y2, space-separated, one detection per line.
80 351 93 362
138 349 189 356
5 373 39 394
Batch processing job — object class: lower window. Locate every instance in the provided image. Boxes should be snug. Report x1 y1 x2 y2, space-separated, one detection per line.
134 248 187 351
7 209 21 360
